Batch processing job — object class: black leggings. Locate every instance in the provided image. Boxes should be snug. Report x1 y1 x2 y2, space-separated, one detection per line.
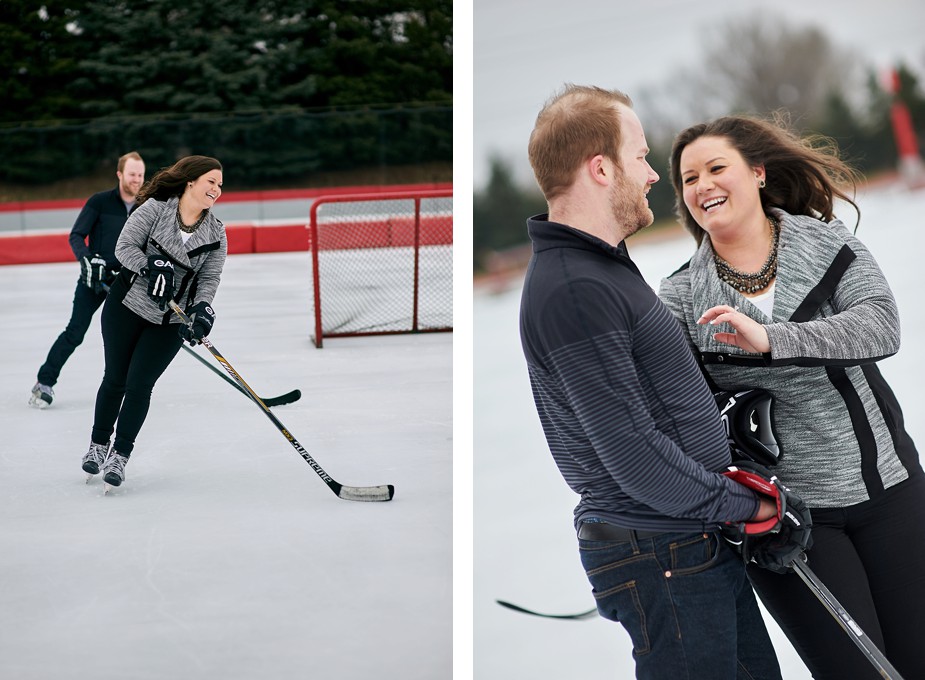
91 296 182 456
747 472 925 679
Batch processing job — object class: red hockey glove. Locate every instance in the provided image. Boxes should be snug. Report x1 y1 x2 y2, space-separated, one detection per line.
722 460 813 573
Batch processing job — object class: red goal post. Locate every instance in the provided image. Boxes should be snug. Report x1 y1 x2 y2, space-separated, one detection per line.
308 189 453 348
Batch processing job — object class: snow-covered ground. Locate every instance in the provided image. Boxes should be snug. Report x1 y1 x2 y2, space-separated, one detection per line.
473 183 925 679
0 251 452 680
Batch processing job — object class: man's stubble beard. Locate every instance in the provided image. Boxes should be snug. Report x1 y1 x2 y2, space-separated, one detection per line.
609 174 654 239
121 179 140 199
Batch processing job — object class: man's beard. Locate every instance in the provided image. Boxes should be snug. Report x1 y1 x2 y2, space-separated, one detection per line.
121 180 140 198
609 175 653 238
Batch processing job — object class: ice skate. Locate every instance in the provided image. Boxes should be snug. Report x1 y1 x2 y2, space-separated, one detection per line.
102 451 128 494
82 441 110 482
28 382 54 409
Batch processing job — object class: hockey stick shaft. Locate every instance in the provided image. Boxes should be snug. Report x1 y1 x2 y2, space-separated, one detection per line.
792 558 903 679
180 343 301 407
496 599 597 620
102 283 300 407
168 301 394 502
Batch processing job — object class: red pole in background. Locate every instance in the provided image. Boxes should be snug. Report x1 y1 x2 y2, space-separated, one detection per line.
887 67 925 189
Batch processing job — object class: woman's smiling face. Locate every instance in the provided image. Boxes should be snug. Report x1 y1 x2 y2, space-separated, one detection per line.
679 135 764 237
188 170 223 210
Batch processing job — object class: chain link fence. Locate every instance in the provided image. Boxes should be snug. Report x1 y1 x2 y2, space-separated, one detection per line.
0 105 452 188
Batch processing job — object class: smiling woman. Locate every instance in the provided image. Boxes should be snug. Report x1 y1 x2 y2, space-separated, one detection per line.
658 114 925 679
79 155 228 493
177 168 223 235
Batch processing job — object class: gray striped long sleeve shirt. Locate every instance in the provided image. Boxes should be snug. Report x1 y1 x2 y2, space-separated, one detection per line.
519 216 759 532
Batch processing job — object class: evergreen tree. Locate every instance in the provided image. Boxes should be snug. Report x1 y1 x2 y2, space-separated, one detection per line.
0 1 452 186
0 0 88 123
896 63 925 140
71 0 309 115
473 157 545 272
68 0 451 116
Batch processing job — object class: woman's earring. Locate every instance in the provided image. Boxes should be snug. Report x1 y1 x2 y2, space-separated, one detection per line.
758 178 766 189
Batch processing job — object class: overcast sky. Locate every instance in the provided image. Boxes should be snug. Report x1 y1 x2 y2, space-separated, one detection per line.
473 0 925 190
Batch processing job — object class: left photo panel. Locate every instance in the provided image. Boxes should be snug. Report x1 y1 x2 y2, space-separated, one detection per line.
0 3 453 679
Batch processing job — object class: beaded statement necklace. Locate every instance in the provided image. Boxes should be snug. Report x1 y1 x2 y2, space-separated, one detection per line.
714 217 780 294
176 206 207 234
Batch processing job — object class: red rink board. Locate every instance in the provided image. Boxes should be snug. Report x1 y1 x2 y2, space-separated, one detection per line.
0 183 452 265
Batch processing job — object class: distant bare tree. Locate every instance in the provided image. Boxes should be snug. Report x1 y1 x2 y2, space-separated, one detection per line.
702 14 862 126
637 11 868 147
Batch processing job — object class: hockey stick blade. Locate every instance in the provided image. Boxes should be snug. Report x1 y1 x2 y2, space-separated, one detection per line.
168 301 394 502
496 599 598 620
337 483 395 502
262 389 302 407
180 343 302 407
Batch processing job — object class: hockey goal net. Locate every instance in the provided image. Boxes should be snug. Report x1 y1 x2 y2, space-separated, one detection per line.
308 189 453 348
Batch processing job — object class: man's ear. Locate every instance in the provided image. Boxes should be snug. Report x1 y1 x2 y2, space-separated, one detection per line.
588 154 610 187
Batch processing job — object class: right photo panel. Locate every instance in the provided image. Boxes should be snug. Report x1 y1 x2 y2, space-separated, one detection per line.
473 2 925 678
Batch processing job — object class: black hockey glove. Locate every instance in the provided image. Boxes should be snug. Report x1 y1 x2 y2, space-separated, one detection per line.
80 254 107 294
178 301 215 346
722 460 813 574
102 266 119 287
143 255 175 311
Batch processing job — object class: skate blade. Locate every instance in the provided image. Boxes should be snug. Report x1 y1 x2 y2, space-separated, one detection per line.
28 397 49 409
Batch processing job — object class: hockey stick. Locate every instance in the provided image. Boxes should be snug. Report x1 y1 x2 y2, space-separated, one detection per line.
168 300 395 502
791 556 904 679
100 283 301 407
496 599 597 620
180 343 301 407
497 558 904 677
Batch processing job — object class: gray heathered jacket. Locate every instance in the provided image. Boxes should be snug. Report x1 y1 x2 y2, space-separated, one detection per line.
659 208 920 507
114 196 227 325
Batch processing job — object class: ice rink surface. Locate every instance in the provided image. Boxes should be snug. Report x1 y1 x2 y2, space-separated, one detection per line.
0 251 452 679
474 184 925 679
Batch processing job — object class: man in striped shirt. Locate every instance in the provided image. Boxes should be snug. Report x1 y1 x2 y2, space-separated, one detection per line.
519 85 783 679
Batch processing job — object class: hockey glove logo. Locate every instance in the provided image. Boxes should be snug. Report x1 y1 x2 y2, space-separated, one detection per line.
145 256 176 311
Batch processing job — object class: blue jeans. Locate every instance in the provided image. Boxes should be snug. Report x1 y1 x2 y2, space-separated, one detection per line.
579 525 781 680
37 280 107 386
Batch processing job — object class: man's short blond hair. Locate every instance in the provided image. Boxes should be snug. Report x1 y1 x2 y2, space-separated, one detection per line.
528 85 633 201
117 151 144 173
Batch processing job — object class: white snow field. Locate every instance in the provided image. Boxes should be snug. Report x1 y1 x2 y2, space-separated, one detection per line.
0 251 451 679
474 183 925 679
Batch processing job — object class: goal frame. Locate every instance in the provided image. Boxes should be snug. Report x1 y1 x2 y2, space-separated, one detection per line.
308 189 453 348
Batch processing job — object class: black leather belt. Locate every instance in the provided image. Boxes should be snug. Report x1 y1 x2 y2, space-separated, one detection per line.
578 521 665 542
